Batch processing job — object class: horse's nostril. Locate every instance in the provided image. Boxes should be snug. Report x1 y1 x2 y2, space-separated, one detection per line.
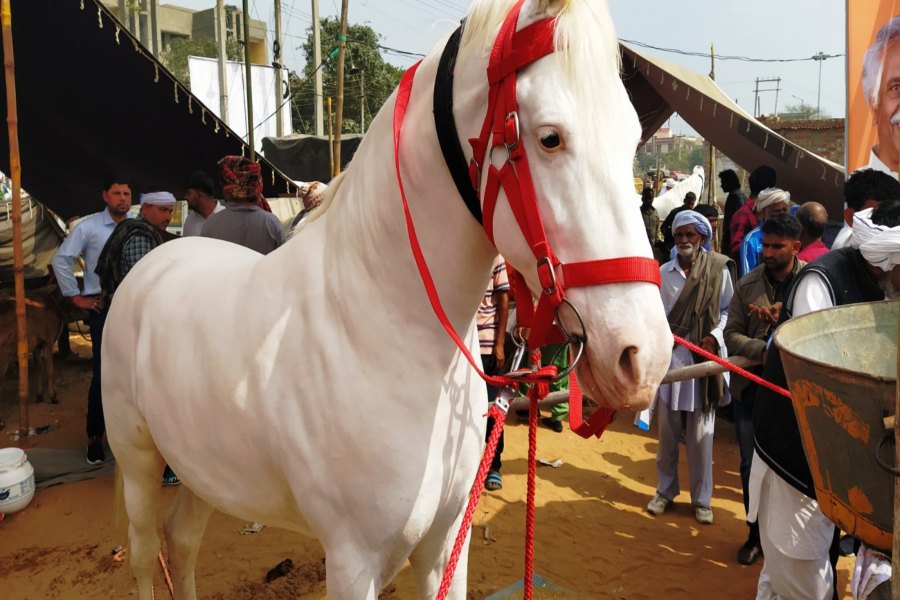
619 345 638 384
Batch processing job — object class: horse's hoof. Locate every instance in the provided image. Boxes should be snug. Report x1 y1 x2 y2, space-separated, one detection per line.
50 396 59 405
35 395 44 404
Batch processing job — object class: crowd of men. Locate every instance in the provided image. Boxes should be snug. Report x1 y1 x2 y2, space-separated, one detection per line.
50 156 287 482
640 162 900 599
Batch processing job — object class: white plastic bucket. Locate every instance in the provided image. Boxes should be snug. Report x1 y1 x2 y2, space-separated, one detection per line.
0 447 35 514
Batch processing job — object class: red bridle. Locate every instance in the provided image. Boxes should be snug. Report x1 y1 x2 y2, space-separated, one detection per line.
393 0 660 438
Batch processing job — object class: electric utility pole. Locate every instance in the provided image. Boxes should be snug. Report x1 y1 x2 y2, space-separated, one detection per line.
753 77 782 118
216 0 228 122
312 0 324 136
241 0 255 159
333 0 348 176
274 0 284 136
813 51 827 118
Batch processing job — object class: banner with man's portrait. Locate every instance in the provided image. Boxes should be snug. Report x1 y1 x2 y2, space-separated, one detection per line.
848 1 900 173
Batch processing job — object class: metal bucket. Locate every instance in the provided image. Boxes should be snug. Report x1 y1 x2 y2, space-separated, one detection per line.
775 300 897 552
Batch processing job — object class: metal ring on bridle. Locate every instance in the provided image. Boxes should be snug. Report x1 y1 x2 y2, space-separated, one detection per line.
511 327 527 348
488 143 511 168
554 298 587 381
874 430 900 477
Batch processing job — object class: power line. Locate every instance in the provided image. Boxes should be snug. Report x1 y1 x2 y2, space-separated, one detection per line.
621 39 843 63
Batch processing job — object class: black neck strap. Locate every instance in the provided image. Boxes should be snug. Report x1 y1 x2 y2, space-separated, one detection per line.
433 25 483 225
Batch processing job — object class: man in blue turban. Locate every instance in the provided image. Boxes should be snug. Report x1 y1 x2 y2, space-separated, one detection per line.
646 208 735 526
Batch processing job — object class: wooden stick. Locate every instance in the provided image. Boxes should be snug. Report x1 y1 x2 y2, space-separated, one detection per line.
504 356 762 414
661 355 760 383
893 300 900 599
1 0 29 442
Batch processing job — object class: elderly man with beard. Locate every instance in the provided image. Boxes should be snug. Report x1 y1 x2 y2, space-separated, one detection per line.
646 211 734 525
725 213 804 566
863 16 900 178
751 200 900 599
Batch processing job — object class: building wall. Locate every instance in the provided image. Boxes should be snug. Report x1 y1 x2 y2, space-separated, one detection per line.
757 117 845 166
100 0 267 63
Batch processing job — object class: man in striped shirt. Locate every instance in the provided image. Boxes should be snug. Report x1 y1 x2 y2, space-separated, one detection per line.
477 255 509 491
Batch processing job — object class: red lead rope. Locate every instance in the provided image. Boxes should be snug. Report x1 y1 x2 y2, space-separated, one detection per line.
672 335 792 399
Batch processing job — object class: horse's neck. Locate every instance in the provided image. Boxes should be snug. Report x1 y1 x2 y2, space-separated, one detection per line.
293 48 497 340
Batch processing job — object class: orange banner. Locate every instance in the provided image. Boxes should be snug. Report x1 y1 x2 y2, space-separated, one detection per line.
848 0 900 172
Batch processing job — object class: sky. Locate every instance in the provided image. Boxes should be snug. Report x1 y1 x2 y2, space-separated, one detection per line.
170 0 847 135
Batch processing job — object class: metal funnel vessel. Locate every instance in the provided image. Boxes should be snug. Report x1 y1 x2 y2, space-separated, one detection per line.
775 300 897 551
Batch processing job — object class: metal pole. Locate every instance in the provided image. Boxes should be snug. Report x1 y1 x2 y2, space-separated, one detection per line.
216 0 228 123
274 0 284 137
360 71 365 133
241 0 255 160
333 0 349 177
774 77 781 119
312 0 323 136
1 0 29 440
754 78 760 118
814 51 826 118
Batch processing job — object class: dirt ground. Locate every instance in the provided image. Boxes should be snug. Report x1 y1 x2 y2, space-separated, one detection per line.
0 334 856 599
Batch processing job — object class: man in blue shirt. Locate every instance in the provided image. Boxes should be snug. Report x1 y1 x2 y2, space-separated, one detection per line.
51 175 132 465
739 188 791 276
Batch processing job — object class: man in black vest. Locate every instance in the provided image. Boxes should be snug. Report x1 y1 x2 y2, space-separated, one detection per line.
725 213 805 566
752 200 900 599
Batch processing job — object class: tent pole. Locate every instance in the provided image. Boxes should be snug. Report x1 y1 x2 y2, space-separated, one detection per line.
1 0 30 441
332 0 348 177
241 0 255 160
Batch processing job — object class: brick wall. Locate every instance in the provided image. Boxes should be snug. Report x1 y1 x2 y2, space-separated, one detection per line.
757 117 845 166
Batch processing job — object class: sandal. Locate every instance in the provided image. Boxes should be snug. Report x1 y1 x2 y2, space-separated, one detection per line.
485 470 503 491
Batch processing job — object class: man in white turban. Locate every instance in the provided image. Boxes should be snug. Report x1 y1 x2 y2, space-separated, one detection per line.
95 188 179 486
739 187 792 276
751 199 900 599
646 209 734 525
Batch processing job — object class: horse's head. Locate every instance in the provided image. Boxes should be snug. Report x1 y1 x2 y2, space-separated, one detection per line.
456 0 672 409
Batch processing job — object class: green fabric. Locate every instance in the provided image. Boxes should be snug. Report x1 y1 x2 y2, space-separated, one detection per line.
518 343 570 420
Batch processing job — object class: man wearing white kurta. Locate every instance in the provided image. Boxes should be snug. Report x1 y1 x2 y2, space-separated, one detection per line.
751 204 900 599
646 211 734 525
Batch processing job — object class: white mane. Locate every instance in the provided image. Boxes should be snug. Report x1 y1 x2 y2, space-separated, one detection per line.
461 0 622 128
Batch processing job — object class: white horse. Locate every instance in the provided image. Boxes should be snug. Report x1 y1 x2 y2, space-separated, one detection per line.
653 164 706 221
102 1 672 598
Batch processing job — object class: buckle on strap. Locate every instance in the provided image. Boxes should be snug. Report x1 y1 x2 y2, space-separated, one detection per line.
504 112 520 152
536 256 557 295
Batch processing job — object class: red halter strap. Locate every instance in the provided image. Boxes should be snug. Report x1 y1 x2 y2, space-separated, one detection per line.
393 1 660 438
470 3 660 349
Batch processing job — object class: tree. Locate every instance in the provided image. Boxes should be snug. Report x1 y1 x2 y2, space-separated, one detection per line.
780 101 830 120
160 36 243 87
292 18 404 135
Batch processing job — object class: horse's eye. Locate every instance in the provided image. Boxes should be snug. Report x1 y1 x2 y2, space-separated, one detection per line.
538 128 562 151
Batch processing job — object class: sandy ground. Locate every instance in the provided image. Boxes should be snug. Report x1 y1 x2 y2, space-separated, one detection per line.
0 335 856 599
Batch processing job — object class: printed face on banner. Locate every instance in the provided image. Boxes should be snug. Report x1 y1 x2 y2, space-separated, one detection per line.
873 39 900 170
